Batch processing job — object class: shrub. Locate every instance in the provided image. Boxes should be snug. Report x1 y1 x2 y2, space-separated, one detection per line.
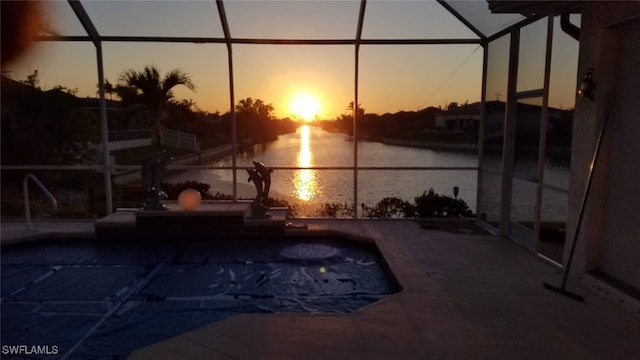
116 183 145 207
361 197 414 219
114 181 215 208
317 202 354 218
414 190 473 218
211 192 233 200
161 181 214 200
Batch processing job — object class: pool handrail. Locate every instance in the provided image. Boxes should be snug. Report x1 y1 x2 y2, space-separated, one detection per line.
23 173 58 231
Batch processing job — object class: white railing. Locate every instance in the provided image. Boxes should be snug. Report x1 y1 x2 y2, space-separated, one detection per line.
23 174 58 231
160 129 200 152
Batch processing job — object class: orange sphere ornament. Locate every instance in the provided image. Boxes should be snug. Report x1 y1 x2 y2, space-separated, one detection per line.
178 188 201 211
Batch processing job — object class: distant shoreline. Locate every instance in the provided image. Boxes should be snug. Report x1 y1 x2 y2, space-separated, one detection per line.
381 138 478 152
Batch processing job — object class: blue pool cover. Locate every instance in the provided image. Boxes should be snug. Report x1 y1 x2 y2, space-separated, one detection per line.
1 236 399 359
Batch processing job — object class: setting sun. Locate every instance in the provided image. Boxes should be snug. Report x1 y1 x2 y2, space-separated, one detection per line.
290 93 320 122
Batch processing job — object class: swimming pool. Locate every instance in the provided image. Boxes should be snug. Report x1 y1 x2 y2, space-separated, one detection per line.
1 235 399 359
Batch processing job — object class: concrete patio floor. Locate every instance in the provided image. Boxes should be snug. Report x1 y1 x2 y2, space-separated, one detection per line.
2 219 639 359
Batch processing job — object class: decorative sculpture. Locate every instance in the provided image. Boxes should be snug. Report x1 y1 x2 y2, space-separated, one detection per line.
141 151 169 210
246 161 273 219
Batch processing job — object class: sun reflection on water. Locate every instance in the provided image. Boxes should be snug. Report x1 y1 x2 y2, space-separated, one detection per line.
294 125 318 201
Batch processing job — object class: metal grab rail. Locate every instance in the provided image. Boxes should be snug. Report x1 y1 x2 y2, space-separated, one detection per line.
23 174 58 231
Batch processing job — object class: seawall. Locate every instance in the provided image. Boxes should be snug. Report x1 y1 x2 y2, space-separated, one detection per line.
113 144 233 185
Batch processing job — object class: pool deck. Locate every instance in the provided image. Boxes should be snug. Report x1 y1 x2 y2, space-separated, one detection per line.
2 219 639 359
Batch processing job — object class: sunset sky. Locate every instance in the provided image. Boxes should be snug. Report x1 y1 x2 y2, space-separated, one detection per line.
6 1 580 119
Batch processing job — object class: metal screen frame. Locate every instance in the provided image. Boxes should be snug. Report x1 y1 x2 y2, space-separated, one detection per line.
3 0 543 217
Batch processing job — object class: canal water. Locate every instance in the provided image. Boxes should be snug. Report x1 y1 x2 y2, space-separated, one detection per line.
167 125 569 218
168 125 478 217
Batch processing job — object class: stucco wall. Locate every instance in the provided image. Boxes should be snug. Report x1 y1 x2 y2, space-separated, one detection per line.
568 2 640 291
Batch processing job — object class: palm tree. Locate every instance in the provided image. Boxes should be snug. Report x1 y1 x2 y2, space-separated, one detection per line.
117 65 195 146
96 79 115 100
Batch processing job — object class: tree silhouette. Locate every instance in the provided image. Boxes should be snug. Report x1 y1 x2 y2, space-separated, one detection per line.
331 102 365 136
346 101 365 118
1 76 99 165
21 70 40 89
97 79 115 100
235 97 276 141
117 65 195 146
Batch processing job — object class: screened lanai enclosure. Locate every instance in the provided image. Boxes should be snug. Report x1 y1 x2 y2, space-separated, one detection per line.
1 1 580 257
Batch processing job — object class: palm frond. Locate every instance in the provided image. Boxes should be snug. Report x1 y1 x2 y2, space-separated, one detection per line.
162 69 196 94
